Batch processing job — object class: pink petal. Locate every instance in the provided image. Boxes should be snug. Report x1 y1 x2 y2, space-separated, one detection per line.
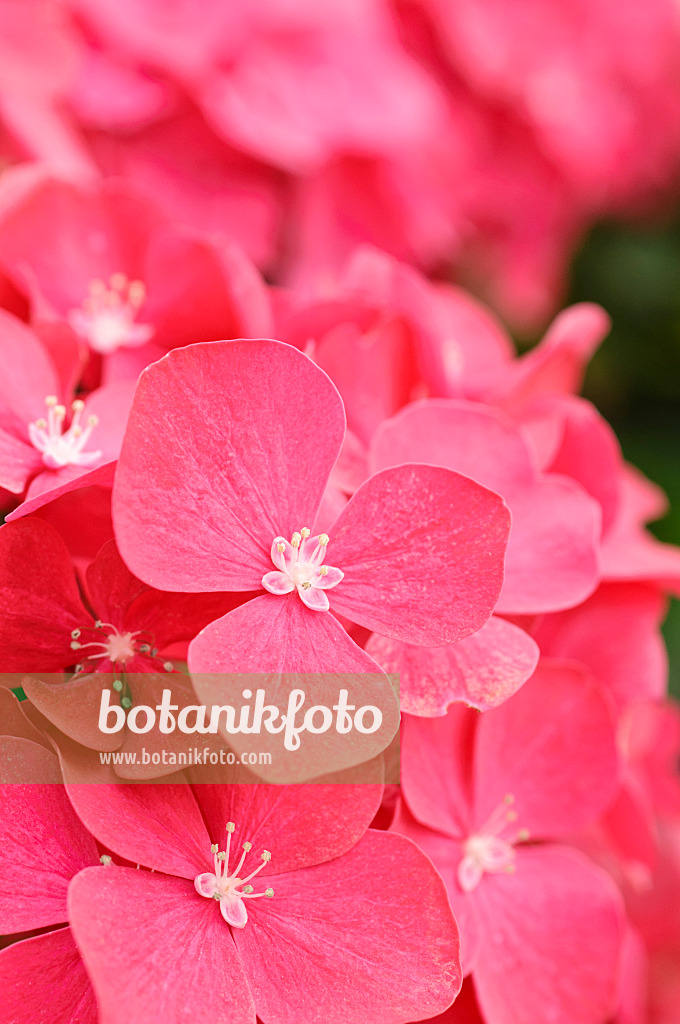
495 474 601 613
473 661 619 839
221 889 249 929
79 378 136 463
194 783 382 876
0 739 99 931
491 303 611 415
0 518 89 671
312 565 344 588
143 231 272 347
233 831 462 1024
471 846 623 1024
113 339 345 592
531 582 668 707
189 595 400 783
329 464 510 646
0 426 43 493
400 707 477 839
543 395 623 535
311 314 418 446
0 308 59 429
298 584 329 611
0 688 50 746
262 570 295 595
367 616 539 716
22 673 122 753
0 928 97 1024
84 538 147 622
69 867 257 1024
6 460 116 520
371 400 601 614
64 782 210 879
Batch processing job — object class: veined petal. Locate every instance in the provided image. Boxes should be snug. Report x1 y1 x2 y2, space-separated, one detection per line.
113 339 345 592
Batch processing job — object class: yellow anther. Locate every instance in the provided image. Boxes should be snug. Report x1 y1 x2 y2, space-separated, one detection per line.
319 534 329 547
276 542 286 553
319 566 328 576
301 527 310 538
45 395 58 406
88 415 99 427
54 405 66 419
291 532 301 548
71 399 85 412
301 581 311 589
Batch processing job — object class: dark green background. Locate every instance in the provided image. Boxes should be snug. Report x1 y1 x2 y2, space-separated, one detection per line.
559 219 680 697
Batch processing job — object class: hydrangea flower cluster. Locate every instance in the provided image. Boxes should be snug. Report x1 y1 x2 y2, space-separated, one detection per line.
1 3 680 1024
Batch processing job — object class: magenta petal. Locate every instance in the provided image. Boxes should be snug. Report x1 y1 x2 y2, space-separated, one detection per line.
471 846 623 1024
233 831 462 1024
113 339 345 592
367 616 538 716
0 742 99 931
329 465 510 646
64 783 211 879
0 928 97 1024
69 867 257 1024
473 661 619 839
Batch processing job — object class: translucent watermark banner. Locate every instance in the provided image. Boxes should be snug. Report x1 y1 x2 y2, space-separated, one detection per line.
0 672 401 784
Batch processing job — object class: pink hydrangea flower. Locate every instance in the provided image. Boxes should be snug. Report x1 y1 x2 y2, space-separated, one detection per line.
0 175 271 380
112 337 510 676
0 308 134 518
392 661 624 1024
0 736 100 1023
0 518 238 775
66 780 463 1023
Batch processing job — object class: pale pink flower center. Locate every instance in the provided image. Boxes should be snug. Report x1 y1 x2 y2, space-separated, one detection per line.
28 396 102 470
458 794 530 893
262 528 344 612
194 822 274 929
67 273 154 355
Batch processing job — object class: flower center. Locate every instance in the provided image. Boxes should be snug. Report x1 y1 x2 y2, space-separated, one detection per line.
67 274 154 355
458 794 530 893
262 528 344 612
194 822 274 929
28 396 102 470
